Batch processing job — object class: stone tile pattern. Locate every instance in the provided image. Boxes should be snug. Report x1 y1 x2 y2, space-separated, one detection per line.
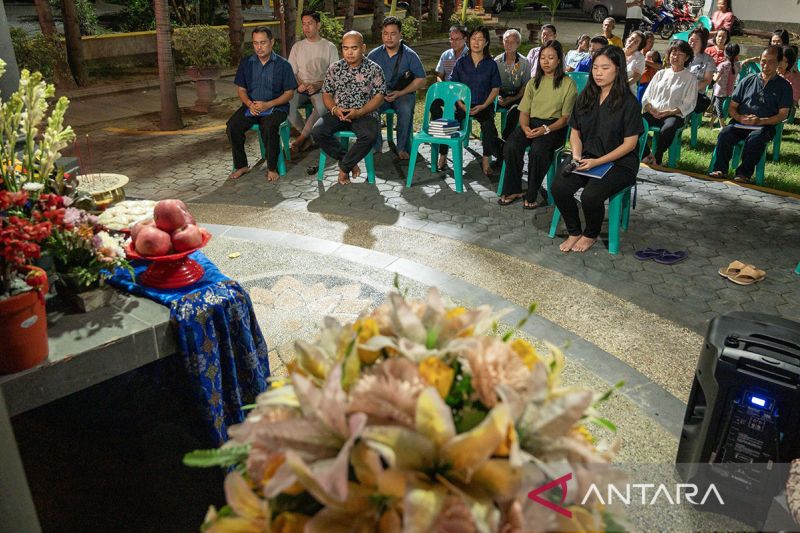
79 127 800 331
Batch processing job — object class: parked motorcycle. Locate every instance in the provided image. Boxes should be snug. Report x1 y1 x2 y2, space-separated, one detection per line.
640 2 676 40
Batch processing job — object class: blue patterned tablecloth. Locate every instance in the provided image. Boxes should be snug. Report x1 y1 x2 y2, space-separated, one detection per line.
108 252 269 445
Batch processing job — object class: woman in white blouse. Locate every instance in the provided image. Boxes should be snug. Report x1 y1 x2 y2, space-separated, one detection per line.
640 39 698 165
624 30 646 93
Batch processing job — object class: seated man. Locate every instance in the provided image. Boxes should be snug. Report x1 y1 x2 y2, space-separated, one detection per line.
526 24 557 76
227 26 297 182
709 45 792 183
575 36 609 72
367 16 427 159
287 10 339 154
312 31 386 185
602 17 623 48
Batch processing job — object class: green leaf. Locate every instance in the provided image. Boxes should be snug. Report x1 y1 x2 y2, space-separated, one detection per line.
426 327 439 350
589 417 618 433
502 302 538 342
455 405 487 433
182 445 251 468
594 380 625 406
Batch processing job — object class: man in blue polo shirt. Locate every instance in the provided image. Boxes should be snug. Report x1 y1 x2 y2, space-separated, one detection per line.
367 16 426 160
709 45 792 183
227 26 297 182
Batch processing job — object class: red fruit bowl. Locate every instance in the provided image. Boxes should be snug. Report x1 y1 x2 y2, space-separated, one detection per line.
125 230 212 289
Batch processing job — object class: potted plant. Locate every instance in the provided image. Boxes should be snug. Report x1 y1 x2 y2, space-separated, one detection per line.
0 60 75 373
173 25 232 112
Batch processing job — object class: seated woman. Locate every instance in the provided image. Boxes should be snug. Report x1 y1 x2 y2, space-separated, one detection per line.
564 34 590 72
688 28 716 114
641 39 697 166
442 26 502 176
551 45 644 253
624 30 647 94
778 46 800 116
498 40 577 209
494 29 531 142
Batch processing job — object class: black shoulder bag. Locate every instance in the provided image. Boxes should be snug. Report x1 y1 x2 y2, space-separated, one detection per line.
391 42 415 92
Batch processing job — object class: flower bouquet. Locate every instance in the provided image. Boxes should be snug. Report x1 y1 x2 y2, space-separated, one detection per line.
185 283 626 532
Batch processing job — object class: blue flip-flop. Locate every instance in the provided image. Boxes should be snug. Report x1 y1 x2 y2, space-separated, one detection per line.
654 251 688 265
634 248 668 261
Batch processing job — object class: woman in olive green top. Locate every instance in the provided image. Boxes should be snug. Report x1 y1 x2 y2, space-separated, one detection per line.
498 40 577 209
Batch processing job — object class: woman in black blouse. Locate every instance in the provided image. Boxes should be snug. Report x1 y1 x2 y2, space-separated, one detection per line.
551 46 644 253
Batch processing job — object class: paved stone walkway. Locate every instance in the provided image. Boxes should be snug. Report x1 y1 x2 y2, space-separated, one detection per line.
75 123 800 333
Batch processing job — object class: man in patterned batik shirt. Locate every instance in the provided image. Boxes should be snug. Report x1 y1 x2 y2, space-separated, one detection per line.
312 31 386 185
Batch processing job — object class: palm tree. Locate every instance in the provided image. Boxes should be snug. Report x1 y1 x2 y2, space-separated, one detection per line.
154 0 183 130
228 0 244 65
534 0 560 24
344 0 355 31
60 0 87 86
372 0 385 38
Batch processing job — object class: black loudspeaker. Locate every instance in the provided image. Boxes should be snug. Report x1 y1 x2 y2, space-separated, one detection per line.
677 312 800 527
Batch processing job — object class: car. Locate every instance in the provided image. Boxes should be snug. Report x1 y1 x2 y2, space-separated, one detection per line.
488 0 516 14
581 0 627 22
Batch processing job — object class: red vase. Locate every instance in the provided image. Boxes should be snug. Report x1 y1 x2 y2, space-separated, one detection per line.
0 266 49 374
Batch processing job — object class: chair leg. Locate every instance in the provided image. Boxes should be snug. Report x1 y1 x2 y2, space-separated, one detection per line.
621 189 631 231
690 114 699 148
386 112 394 147
607 194 623 255
277 149 286 176
365 152 376 184
544 158 557 205
317 151 327 182
407 140 420 187
453 143 464 193
795 261 800 275
497 162 506 197
548 208 561 238
755 147 766 186
430 143 438 173
280 121 290 161
731 143 742 172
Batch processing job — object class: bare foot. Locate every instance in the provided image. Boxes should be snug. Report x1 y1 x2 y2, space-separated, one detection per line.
571 236 597 252
642 155 656 165
337 169 351 185
290 136 306 155
351 165 361 180
266 170 279 182
228 167 249 180
482 156 493 177
559 235 581 252
397 151 410 160
437 154 447 171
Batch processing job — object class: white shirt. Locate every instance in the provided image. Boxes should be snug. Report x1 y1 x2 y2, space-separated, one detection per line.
626 0 642 18
288 38 339 85
626 50 645 93
642 67 698 118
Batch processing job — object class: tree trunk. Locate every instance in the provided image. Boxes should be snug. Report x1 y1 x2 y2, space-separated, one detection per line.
60 0 88 86
34 0 76 89
154 0 183 130
372 0 385 38
284 0 296 57
410 0 422 20
227 0 244 65
324 0 334 15
344 0 355 31
441 0 454 32
429 0 439 23
34 0 56 35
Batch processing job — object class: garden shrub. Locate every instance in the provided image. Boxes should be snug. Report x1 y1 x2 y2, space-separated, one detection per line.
9 28 65 81
402 16 421 43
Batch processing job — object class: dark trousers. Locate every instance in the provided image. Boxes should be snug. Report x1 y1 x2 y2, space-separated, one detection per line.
501 122 566 202
226 106 287 171
623 18 642 40
552 163 637 239
642 112 685 165
311 113 379 174
712 123 774 178
694 92 711 115
498 102 520 141
437 104 498 157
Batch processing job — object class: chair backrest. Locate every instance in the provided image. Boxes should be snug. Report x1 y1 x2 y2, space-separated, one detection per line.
566 72 589 94
738 61 761 83
421 82 472 134
698 16 712 30
639 117 649 160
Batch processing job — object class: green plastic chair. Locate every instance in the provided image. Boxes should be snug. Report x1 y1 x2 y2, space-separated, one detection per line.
383 108 396 146
566 71 589 94
495 126 570 202
689 111 702 148
708 136 766 185
317 130 376 183
738 61 761 83
771 120 786 161
647 115 691 167
698 16 712 30
795 261 800 275
548 118 649 255
232 121 289 176
407 82 472 193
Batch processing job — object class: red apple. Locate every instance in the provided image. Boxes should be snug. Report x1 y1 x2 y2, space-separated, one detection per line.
171 224 203 252
154 199 191 233
130 218 154 243
135 225 172 256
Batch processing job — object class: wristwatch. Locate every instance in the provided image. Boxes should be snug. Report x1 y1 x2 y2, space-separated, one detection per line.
544 124 551 135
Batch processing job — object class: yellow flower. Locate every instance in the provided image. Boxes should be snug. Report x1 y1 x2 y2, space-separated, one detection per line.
574 424 595 445
270 379 287 390
445 307 467 320
271 512 310 533
353 318 382 364
418 357 455 399
510 338 540 369
261 453 286 486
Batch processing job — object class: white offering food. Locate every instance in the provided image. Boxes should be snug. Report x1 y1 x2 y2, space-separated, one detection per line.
98 200 156 230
